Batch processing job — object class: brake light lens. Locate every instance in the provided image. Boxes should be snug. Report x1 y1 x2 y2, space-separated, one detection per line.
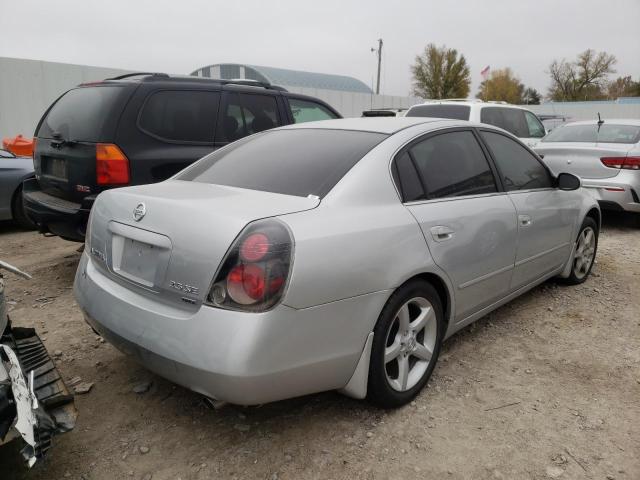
207 219 293 312
96 143 130 185
600 156 640 170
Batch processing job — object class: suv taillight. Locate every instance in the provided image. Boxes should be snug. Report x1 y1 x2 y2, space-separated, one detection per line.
207 219 293 312
600 156 640 170
96 143 130 185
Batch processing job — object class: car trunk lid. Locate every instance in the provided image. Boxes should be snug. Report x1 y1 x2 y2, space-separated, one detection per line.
536 142 634 179
88 180 319 309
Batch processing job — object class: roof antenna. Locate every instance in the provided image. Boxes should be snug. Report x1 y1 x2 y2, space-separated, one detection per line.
597 112 604 132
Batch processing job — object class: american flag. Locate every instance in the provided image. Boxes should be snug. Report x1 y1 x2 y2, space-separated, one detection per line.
480 65 490 80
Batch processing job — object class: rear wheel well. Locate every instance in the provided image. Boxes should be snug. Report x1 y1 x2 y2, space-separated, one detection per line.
402 273 451 330
586 207 601 230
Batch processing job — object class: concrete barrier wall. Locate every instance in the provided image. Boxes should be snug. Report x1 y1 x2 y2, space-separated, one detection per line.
0 57 132 138
520 103 640 121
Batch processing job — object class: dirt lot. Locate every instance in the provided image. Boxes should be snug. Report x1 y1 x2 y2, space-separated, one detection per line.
1 213 639 480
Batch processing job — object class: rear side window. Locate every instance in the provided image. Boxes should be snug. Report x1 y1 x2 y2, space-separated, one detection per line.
178 129 387 198
481 131 552 191
288 98 338 123
216 93 281 142
37 86 127 142
480 107 529 137
138 90 219 143
406 104 471 120
395 130 497 201
542 124 640 144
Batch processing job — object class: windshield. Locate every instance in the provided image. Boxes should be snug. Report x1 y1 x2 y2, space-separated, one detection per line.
406 104 471 120
542 124 640 144
36 86 129 142
177 129 388 198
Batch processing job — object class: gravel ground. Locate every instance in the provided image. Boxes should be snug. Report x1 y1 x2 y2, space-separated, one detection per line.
1 213 639 480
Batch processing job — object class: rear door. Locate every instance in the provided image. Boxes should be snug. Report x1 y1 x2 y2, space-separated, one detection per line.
215 90 283 144
479 129 577 289
480 107 545 148
34 85 134 202
397 128 518 323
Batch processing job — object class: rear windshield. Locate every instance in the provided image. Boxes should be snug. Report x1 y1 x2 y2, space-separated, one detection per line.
406 104 471 120
542 124 640 144
177 129 388 198
36 86 128 142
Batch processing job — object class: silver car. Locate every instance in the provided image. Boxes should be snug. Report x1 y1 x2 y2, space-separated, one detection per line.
0 149 35 228
535 119 640 215
73 118 599 408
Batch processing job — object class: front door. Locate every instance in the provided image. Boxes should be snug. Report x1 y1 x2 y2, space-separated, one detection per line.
479 129 577 289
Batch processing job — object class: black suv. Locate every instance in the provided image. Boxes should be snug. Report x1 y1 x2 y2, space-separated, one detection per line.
23 73 341 241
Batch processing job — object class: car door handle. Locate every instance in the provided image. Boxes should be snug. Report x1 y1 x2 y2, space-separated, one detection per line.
430 225 455 242
519 214 532 227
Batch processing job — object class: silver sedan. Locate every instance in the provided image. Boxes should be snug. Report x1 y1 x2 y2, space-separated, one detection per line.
535 119 640 216
73 118 599 408
0 149 35 228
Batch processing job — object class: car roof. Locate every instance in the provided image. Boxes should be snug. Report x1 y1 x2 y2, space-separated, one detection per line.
278 117 480 134
560 118 640 127
408 100 531 111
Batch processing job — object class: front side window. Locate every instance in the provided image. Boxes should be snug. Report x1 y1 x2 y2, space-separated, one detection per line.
178 129 387 198
524 111 546 138
480 107 529 138
395 130 497 201
288 98 338 123
138 90 219 143
481 131 552 191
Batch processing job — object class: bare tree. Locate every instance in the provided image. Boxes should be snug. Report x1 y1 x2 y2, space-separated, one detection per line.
607 76 640 99
548 49 617 101
411 44 471 99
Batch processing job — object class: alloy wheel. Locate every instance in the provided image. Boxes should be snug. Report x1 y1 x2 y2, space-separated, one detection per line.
384 296 438 392
573 226 596 280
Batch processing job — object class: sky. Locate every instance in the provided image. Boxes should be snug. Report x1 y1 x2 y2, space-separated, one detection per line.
1 0 639 97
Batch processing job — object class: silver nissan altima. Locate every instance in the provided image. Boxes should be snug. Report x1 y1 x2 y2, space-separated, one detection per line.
74 117 600 408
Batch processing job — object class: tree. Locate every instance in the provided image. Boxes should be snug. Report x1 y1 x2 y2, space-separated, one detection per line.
607 76 640 99
411 44 471 99
547 49 617 101
476 68 524 103
522 87 541 105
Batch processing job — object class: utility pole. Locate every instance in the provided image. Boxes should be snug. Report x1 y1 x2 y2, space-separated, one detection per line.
371 38 383 95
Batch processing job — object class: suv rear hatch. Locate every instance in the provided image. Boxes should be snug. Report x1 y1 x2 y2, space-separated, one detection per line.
87 180 319 309
34 84 134 203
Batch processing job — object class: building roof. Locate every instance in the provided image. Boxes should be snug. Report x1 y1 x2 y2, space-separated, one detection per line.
191 63 373 94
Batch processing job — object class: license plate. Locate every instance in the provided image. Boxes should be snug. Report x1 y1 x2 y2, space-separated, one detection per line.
119 239 159 286
44 157 67 179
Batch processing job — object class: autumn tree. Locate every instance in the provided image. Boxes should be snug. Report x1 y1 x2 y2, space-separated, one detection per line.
547 49 617 101
607 76 640 99
476 68 524 103
411 44 471 99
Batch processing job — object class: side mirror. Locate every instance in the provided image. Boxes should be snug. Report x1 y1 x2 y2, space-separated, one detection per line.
557 172 581 191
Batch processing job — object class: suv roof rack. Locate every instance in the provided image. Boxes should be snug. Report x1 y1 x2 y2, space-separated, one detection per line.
106 72 170 81
422 98 484 103
208 78 288 92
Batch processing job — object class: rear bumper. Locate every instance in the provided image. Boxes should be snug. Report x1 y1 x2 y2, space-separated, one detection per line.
73 252 389 405
22 178 94 242
582 173 640 213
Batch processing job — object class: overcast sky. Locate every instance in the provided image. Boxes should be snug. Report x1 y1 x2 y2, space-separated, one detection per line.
1 0 639 97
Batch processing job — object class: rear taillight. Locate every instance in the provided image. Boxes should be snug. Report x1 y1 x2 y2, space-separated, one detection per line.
96 143 130 185
600 156 640 170
207 219 293 312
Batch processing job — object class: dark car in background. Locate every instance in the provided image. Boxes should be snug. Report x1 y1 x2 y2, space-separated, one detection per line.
23 73 341 241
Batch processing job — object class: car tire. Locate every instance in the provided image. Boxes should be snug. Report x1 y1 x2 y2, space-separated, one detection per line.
562 217 598 285
367 279 445 408
11 185 36 230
